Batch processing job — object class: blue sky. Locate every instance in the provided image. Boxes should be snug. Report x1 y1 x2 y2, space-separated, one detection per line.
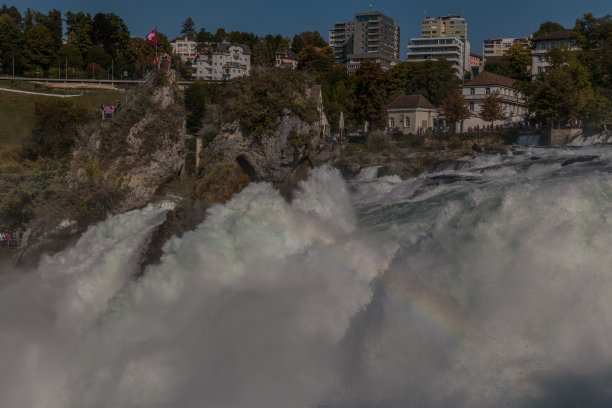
8 0 611 57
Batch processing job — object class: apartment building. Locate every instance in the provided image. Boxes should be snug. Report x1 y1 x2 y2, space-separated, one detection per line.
531 29 578 74
192 40 251 81
483 37 530 61
406 36 470 78
171 37 198 63
421 14 467 41
329 11 401 73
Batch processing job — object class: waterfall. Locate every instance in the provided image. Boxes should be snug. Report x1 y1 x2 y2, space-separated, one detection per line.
2 147 612 407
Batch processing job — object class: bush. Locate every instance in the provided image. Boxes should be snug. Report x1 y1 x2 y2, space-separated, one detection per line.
21 99 88 159
194 162 250 204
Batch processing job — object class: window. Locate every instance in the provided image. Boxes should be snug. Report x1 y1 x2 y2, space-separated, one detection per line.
486 87 490 95
470 88 475 95
404 116 410 128
389 117 395 128
469 102 474 111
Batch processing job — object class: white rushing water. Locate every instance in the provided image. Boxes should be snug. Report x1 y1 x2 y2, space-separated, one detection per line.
2 146 612 407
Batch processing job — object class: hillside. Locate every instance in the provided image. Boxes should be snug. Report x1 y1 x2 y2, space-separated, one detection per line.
0 85 124 150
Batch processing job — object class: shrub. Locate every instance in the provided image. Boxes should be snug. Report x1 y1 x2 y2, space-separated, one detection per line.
21 99 88 159
194 162 250 204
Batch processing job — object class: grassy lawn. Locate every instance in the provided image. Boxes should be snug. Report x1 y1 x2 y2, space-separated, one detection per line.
0 87 125 150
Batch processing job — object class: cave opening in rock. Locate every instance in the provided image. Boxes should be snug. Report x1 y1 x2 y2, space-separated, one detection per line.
236 154 258 181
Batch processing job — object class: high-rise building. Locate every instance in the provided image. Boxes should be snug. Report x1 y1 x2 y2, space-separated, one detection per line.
329 11 400 73
421 14 467 41
483 37 530 61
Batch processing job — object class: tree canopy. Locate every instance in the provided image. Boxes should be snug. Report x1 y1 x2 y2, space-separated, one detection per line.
533 21 565 37
385 59 461 106
353 61 388 130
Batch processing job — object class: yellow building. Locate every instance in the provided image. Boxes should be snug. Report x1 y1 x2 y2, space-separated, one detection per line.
421 14 467 41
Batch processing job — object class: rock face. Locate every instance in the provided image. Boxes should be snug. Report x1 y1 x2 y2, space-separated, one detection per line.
82 71 186 213
209 113 315 186
15 71 186 267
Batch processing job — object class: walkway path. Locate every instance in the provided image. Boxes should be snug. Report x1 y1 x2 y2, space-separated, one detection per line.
0 87 82 98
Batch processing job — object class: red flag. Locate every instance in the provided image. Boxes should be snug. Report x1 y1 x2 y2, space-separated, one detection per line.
146 29 157 42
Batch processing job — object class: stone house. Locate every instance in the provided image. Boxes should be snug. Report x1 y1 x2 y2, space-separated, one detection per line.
462 71 527 129
387 95 439 135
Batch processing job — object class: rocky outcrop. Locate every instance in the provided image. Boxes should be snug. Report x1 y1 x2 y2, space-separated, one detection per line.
79 70 186 213
209 112 316 186
15 71 186 267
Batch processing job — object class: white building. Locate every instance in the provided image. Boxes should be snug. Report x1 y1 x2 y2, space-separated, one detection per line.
171 37 198 63
531 29 578 74
191 40 251 81
483 37 530 61
407 36 470 78
461 71 526 129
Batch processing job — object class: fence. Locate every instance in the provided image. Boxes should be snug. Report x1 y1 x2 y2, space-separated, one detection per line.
0 238 21 249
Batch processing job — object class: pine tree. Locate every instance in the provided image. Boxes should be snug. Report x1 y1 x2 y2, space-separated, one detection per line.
181 17 196 41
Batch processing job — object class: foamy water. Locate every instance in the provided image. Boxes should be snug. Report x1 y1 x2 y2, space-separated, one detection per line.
1 147 612 407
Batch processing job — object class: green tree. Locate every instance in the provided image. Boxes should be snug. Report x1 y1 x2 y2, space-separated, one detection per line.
574 13 612 91
524 50 592 127
45 9 63 52
196 27 213 44
213 28 227 43
385 59 461 106
504 43 532 81
484 43 531 82
23 24 55 70
533 21 565 37
57 42 83 71
22 99 88 159
185 79 207 133
440 88 471 132
0 13 24 73
0 4 22 27
479 91 506 126
298 31 327 47
65 11 93 58
91 13 130 57
291 34 306 54
583 89 612 130
314 65 355 132
298 45 334 72
180 17 196 40
353 60 387 130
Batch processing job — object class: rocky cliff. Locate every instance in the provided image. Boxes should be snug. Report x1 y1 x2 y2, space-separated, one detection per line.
15 71 187 267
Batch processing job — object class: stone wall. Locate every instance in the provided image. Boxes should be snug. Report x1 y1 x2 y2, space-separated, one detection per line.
541 129 583 146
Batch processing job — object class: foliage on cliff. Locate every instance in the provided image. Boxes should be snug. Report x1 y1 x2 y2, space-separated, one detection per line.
185 68 318 138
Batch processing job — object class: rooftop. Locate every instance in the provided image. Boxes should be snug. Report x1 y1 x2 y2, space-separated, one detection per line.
387 95 438 110
532 29 573 41
464 71 517 88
